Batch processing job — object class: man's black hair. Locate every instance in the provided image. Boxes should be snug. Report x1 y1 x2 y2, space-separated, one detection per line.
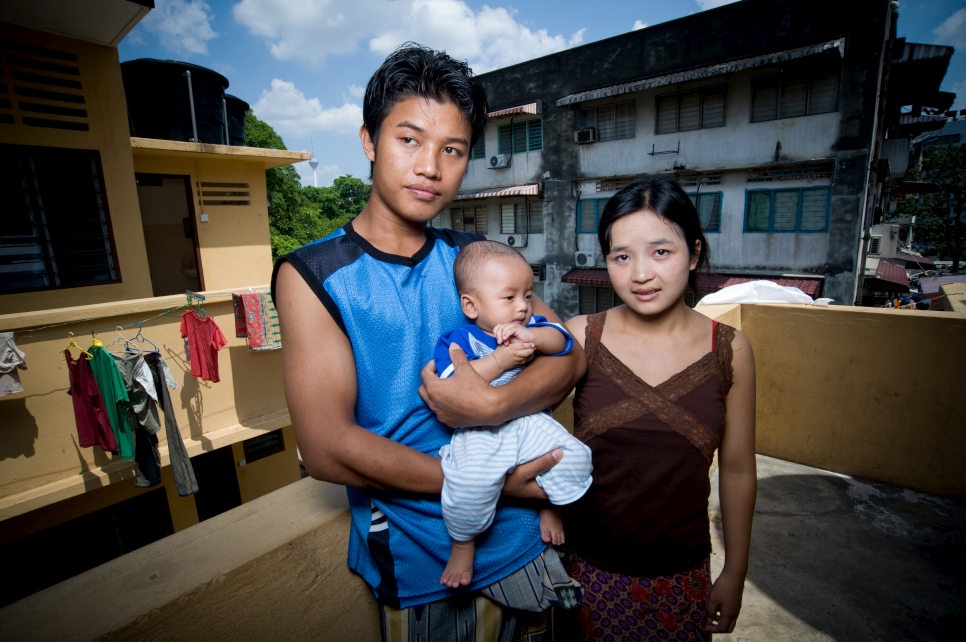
363 43 488 170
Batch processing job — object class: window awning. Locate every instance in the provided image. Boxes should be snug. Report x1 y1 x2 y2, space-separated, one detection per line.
487 102 541 119
555 38 845 107
561 269 824 298
454 184 540 201
866 261 910 292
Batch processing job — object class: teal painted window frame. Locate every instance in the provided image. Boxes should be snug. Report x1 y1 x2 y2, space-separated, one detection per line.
497 118 543 154
687 191 723 233
470 137 485 160
743 186 832 233
576 197 610 234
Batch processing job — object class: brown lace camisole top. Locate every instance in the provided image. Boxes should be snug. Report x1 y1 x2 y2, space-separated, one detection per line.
562 311 735 577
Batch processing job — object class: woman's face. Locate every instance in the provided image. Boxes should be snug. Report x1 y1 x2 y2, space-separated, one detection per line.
604 210 699 316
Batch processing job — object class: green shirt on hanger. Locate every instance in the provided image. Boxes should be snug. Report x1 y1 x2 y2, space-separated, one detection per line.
89 345 135 461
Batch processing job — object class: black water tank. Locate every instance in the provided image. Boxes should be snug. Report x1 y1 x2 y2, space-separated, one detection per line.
224 94 249 146
122 59 229 144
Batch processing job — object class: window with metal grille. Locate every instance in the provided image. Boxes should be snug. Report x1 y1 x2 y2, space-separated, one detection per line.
576 101 636 142
577 198 610 234
655 86 726 134
688 192 722 232
0 40 90 132
430 213 442 228
869 236 881 256
451 206 487 233
500 202 542 234
242 429 285 464
531 263 545 301
744 187 831 232
579 286 622 314
497 119 543 154
751 69 841 123
1 144 118 293
470 136 485 160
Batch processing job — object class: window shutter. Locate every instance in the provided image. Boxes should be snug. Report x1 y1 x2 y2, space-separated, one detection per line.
578 200 596 233
579 286 597 314
528 202 545 233
451 207 463 231
515 204 528 233
678 92 701 131
656 95 677 134
746 192 771 231
498 125 512 154
597 104 616 141
800 187 829 231
512 121 528 153
596 287 616 312
808 71 840 115
463 208 475 231
577 109 594 130
527 119 543 151
475 206 488 234
695 194 720 232
430 213 442 228
751 77 779 122
470 137 485 160
779 79 808 119
772 190 799 230
701 90 725 128
615 101 635 139
869 236 881 255
501 203 515 234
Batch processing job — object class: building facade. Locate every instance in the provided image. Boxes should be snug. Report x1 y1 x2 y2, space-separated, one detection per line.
440 0 952 316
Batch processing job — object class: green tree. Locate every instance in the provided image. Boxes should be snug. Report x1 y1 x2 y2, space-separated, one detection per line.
911 144 966 273
244 111 368 257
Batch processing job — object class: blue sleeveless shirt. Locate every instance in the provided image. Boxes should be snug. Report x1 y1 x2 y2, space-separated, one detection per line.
271 221 545 608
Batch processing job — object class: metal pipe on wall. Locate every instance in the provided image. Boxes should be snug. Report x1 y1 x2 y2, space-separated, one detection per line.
184 70 198 142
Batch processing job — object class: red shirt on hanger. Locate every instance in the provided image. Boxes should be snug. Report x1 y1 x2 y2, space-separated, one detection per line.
180 311 228 382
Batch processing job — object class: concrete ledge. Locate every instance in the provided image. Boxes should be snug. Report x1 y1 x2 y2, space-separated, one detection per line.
0 478 379 642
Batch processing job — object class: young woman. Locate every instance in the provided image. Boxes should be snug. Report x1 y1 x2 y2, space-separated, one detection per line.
563 176 757 640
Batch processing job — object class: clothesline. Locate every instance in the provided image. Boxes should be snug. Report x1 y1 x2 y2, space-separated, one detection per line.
12 305 191 340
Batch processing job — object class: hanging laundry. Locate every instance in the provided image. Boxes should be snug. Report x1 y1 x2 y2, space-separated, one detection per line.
89 344 135 461
111 352 161 434
145 353 199 496
65 350 118 453
0 332 27 397
180 310 227 382
232 292 282 351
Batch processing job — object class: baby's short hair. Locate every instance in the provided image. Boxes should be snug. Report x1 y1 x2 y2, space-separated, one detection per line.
453 240 529 295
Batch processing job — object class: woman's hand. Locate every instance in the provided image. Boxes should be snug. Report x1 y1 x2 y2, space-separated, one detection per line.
704 567 745 633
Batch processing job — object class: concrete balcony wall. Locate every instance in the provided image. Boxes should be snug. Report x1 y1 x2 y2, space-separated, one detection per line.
0 288 294 523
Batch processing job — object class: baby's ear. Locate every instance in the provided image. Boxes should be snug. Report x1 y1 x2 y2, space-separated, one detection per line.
460 293 478 319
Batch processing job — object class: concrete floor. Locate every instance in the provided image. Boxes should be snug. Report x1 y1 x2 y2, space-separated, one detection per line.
709 455 966 642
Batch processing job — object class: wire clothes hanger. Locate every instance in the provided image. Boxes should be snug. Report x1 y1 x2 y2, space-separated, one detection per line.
133 322 159 353
61 332 93 360
106 326 141 354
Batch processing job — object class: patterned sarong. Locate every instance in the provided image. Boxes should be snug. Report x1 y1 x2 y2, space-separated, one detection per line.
232 291 282 351
565 552 711 641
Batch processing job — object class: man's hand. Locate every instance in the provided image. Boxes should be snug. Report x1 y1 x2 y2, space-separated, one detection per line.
420 343 504 427
502 449 562 500
493 342 535 370
493 322 533 346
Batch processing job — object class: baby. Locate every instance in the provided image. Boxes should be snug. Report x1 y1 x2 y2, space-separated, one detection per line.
434 240 593 589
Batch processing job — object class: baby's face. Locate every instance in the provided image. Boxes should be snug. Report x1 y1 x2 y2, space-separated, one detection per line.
462 256 534 333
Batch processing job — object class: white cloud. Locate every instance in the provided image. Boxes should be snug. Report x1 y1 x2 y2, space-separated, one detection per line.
934 9 966 50
695 0 740 10
252 79 363 137
142 0 217 56
346 85 366 99
950 80 966 112
233 0 584 72
633 20 648 31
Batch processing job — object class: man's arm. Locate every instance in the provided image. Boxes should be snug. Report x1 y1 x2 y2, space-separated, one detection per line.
418 296 586 428
277 262 559 497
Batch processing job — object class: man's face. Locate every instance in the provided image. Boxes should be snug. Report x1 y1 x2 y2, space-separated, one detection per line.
362 96 472 225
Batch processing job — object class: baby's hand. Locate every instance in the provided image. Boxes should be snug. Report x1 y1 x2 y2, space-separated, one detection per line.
493 323 533 346
493 342 536 370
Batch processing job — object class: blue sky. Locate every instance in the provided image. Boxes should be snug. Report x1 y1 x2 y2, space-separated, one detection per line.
118 0 966 187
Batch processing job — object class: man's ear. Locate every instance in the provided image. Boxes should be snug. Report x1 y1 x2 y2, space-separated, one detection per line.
460 293 478 319
360 125 376 163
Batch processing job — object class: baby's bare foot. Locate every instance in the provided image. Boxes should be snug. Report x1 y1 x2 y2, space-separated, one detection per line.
441 539 475 588
539 507 565 546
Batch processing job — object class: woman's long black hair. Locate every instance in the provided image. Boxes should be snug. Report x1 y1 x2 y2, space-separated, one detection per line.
597 176 711 294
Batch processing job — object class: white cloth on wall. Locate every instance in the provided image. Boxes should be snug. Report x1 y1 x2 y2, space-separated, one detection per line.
0 332 27 397
696 280 834 307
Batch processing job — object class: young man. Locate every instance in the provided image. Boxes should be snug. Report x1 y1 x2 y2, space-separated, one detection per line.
272 45 584 640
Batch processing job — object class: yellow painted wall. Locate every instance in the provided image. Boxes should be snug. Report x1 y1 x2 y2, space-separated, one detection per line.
232 426 302 504
131 154 275 291
742 304 966 499
0 24 153 315
0 291 289 521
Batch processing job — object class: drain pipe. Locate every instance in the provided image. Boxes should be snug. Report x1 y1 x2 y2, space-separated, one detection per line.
184 70 198 142
222 98 230 145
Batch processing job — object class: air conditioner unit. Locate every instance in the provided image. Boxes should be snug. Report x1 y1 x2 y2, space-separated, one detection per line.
574 251 596 267
575 128 597 144
507 234 528 248
489 154 510 169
